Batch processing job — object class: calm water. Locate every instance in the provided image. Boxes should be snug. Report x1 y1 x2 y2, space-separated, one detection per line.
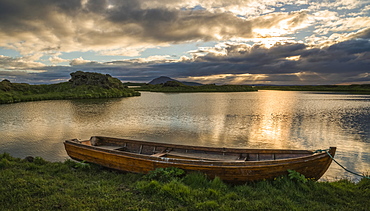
1 90 369 181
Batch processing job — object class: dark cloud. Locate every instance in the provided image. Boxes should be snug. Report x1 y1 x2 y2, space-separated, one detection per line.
103 1 253 42
0 0 315 57
0 1 369 85
2 36 369 85
0 0 254 55
0 68 72 84
328 39 370 54
0 0 311 56
352 28 370 39
144 39 370 84
84 0 108 13
0 0 81 27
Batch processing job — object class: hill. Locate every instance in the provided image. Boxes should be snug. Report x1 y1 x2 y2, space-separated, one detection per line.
148 76 203 86
0 71 140 104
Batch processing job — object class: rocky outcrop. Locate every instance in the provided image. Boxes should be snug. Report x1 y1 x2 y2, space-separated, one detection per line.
0 79 12 91
69 71 125 89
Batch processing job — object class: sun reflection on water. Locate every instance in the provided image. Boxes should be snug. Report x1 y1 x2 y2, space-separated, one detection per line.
246 90 299 149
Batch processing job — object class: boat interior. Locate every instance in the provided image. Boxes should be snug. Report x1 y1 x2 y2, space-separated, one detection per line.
77 137 314 162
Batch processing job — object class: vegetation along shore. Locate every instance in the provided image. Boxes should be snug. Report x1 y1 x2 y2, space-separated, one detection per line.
1 153 369 210
134 81 258 92
2 71 370 104
257 84 370 94
0 71 140 104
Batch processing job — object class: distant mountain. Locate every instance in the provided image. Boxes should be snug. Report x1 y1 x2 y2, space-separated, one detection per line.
148 76 174 85
148 76 203 86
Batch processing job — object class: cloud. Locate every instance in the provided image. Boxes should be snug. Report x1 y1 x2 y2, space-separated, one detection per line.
0 0 257 58
1 36 370 85
150 39 370 84
308 0 367 10
352 28 370 39
49 56 69 64
250 10 312 39
69 57 94 66
0 0 369 85
0 55 45 70
321 17 370 33
0 0 317 58
0 67 73 84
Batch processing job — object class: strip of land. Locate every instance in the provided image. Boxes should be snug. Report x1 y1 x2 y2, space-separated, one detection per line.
2 72 370 104
256 84 370 94
134 80 370 93
134 81 258 92
0 71 140 104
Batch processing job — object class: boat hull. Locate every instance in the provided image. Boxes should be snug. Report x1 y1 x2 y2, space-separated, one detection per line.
64 137 335 183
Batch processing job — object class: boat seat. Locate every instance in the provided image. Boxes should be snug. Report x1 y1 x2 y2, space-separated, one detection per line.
96 145 123 150
151 153 167 157
80 140 92 146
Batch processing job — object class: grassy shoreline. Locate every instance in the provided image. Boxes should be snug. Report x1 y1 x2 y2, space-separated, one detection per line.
1 153 369 210
134 81 258 92
134 82 370 94
3 78 370 105
0 79 140 104
256 84 370 94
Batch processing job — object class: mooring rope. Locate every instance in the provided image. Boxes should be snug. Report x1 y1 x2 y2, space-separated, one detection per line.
314 149 370 180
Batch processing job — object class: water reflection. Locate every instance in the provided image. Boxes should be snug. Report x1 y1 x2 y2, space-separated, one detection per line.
69 98 121 123
0 91 369 181
247 91 299 148
0 101 75 161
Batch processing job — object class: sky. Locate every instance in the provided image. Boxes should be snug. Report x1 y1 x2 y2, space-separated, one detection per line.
0 0 370 85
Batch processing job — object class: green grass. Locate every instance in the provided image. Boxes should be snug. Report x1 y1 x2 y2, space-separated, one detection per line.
135 82 257 92
0 80 140 104
135 82 370 94
257 84 370 94
1 153 369 211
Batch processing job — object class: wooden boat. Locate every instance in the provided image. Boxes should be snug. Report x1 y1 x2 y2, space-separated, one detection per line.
64 136 336 183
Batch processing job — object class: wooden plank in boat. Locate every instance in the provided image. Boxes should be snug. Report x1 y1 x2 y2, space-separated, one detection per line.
166 151 242 161
96 145 122 150
151 153 167 157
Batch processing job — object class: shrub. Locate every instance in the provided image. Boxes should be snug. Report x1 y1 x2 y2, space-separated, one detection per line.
287 169 308 183
144 167 186 182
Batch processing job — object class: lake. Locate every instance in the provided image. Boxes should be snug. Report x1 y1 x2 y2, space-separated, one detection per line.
1 90 369 181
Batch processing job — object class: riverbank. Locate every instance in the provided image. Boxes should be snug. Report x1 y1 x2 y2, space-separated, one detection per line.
134 81 258 92
257 84 370 94
1 153 369 210
134 81 370 94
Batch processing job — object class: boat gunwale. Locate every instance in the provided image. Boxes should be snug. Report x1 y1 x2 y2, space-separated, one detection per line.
64 138 335 167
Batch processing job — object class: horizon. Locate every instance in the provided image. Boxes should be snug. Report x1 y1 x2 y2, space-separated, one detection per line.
3 73 370 86
0 0 369 85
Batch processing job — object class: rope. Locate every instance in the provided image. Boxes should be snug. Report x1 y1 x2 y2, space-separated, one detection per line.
315 149 370 180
